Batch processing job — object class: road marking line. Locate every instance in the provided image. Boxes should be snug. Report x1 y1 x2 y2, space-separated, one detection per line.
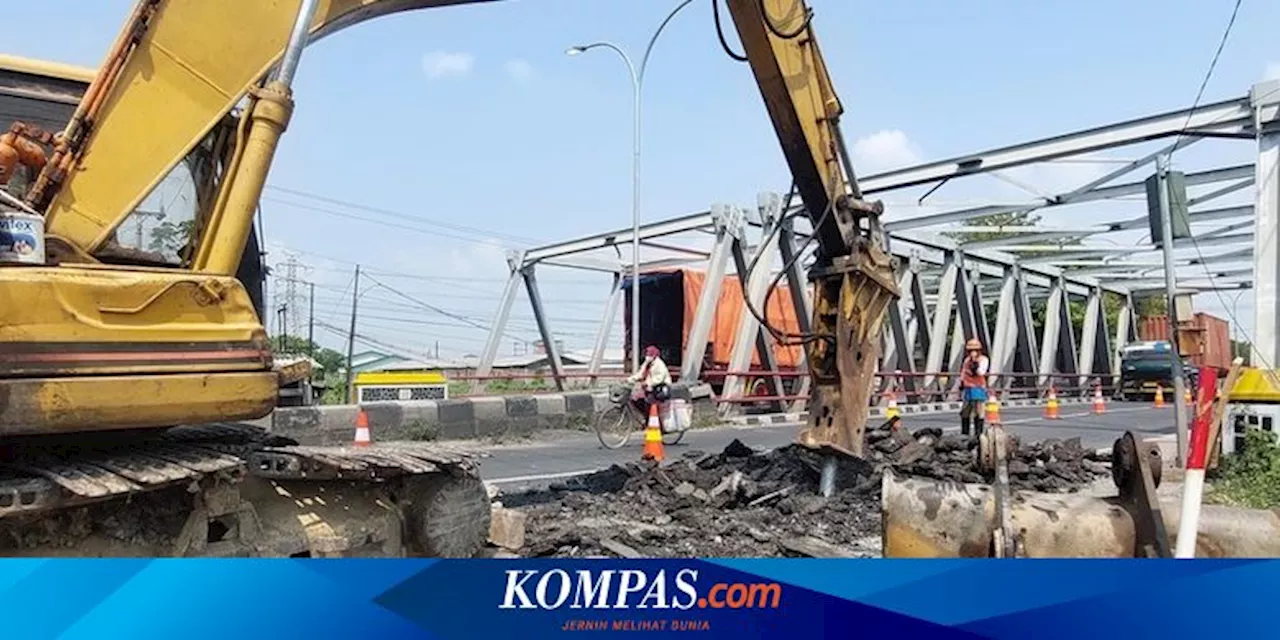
488 469 604 485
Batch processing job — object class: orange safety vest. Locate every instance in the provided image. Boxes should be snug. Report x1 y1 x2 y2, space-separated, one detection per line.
960 355 989 389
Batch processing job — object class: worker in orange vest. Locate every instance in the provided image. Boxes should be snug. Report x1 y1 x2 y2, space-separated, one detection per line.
959 338 991 437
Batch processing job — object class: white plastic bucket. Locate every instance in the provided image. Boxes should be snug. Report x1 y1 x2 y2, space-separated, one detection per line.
0 211 44 265
666 399 691 432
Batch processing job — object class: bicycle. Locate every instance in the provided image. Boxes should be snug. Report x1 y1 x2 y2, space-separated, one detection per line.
593 383 687 450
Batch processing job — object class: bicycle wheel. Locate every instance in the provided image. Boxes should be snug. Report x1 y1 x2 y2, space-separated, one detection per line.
662 428 685 446
594 403 634 449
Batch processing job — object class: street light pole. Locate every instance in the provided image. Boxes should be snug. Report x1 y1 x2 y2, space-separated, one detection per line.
567 0 695 373
1156 155 1189 466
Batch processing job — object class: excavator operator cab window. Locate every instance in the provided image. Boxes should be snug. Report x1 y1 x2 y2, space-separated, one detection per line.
94 115 236 268
108 172 198 266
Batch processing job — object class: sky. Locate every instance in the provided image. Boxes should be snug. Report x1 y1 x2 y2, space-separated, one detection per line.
7 0 1278 362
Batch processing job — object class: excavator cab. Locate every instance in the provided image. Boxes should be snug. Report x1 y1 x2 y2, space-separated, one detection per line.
0 56 277 437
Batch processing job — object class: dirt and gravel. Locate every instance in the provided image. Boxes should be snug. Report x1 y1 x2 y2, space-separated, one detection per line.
500 420 1113 558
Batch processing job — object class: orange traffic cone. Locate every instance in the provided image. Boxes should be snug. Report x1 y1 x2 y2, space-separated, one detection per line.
1092 384 1107 415
1154 386 1166 408
1044 385 1061 420
641 403 664 462
353 407 372 447
983 393 1002 425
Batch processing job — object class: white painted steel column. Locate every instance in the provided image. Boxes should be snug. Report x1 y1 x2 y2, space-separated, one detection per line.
1077 287 1102 388
1252 80 1280 367
721 197 782 417
680 205 740 383
477 251 525 377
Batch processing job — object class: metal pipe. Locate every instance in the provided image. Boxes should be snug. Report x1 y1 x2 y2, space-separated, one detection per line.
1156 155 1190 465
275 0 321 88
819 457 837 498
566 1 695 374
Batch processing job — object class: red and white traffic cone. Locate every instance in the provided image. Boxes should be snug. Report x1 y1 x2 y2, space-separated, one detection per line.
353 407 372 447
1092 384 1107 415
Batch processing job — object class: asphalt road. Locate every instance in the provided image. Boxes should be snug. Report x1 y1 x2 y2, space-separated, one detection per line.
482 402 1175 492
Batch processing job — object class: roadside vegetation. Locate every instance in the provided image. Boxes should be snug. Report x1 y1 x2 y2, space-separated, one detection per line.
1207 427 1280 509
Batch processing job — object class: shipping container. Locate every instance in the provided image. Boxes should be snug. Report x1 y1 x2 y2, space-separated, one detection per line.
1136 312 1231 372
622 268 805 375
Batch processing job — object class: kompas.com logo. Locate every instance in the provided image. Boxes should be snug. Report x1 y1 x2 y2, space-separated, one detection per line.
498 568 782 610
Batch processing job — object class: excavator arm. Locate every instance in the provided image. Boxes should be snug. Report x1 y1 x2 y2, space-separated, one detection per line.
723 0 900 460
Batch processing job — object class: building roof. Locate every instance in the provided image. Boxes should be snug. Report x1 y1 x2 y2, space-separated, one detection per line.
371 358 471 371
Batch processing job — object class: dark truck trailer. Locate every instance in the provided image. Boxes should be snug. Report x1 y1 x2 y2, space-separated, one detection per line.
621 268 805 398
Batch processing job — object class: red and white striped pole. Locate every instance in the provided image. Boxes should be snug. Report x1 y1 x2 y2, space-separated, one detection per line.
1175 366 1219 558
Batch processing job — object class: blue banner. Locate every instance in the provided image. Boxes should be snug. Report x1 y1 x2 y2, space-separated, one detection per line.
6 558 1278 639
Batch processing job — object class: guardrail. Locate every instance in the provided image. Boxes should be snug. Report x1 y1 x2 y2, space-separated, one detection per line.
441 368 1125 408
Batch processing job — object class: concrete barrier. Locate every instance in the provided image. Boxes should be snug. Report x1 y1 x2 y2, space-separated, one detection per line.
264 391 613 445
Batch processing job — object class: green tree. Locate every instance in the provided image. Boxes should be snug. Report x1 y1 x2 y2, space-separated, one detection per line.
947 212 1130 342
148 218 196 257
1135 295 1167 317
269 335 346 376
942 210 1043 245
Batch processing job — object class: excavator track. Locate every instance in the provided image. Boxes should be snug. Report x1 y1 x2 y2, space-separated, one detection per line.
0 424 491 558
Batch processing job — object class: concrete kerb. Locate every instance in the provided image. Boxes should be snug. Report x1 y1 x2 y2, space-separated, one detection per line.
266 392 611 445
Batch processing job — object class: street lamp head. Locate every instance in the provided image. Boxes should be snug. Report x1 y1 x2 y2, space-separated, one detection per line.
565 46 586 56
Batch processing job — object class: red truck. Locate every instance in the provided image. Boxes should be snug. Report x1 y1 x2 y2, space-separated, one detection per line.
1120 312 1231 400
1136 312 1232 373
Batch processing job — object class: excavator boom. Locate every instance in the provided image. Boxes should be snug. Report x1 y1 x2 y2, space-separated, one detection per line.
40 0 497 266
725 0 900 461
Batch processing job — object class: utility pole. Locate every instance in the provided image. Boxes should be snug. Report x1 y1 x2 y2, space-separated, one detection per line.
1156 155 1190 466
281 253 309 338
276 304 289 352
308 281 315 356
344 264 361 404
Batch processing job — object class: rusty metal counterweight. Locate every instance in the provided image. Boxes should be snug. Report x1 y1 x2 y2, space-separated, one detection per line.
881 431 1280 558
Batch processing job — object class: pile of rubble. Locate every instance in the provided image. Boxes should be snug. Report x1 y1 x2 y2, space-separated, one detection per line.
494 421 1112 558
868 424 1113 492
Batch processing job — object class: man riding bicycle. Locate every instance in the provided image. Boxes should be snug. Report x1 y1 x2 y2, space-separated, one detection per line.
629 345 672 417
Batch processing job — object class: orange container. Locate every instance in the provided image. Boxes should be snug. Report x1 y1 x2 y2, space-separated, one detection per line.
1136 313 1231 371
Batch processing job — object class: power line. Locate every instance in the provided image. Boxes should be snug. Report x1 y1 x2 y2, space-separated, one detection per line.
303 279 605 304
275 246 609 286
1167 0 1244 161
362 273 493 332
264 184 540 245
1167 0 1274 369
264 196 525 249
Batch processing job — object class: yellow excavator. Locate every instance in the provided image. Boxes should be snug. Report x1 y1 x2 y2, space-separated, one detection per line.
0 0 898 557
